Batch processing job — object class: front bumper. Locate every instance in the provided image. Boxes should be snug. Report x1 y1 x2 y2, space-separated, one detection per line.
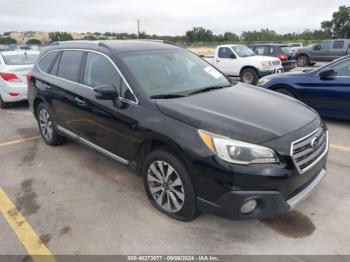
258 67 283 77
282 60 297 71
197 168 326 220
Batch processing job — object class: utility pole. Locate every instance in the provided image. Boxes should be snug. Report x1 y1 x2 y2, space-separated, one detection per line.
137 19 140 38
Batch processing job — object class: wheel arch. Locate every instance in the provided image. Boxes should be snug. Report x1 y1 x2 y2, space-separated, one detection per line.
239 65 258 76
33 97 46 119
270 84 298 98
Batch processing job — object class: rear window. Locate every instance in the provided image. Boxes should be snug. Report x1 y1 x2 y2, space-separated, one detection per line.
281 46 293 55
57 51 84 82
38 51 59 73
2 53 39 65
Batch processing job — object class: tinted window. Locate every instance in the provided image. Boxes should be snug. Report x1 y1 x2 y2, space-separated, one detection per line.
332 59 350 77
333 41 344 49
254 46 266 55
281 46 293 55
38 51 58 72
83 52 135 101
57 51 84 82
218 47 234 58
49 52 61 76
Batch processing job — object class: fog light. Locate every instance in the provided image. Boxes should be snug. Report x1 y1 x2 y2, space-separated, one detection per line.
240 199 257 214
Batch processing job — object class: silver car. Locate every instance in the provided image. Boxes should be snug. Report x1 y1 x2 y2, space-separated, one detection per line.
0 50 40 108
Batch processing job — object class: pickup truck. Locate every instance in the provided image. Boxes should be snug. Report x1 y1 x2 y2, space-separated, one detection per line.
295 39 350 67
202 44 283 85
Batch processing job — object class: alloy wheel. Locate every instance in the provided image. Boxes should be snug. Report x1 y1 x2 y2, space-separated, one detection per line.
39 108 53 141
147 161 185 213
243 71 254 84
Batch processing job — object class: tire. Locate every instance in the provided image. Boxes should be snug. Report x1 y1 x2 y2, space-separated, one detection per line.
0 95 10 109
296 55 309 67
36 103 66 146
275 88 296 98
142 147 198 221
240 68 259 85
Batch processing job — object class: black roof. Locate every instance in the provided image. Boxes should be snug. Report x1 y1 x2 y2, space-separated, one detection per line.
50 40 181 53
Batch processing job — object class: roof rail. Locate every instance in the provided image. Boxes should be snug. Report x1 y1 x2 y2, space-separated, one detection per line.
49 40 100 46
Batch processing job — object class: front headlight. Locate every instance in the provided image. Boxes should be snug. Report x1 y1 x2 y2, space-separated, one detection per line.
257 78 272 86
198 130 279 165
261 61 272 68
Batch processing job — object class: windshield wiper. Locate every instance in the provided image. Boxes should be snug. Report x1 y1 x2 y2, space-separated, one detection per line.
187 84 231 95
150 94 186 99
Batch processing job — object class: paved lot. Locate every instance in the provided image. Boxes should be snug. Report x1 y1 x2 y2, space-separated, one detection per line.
0 100 349 257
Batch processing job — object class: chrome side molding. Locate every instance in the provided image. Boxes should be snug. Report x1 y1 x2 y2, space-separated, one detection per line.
56 125 129 165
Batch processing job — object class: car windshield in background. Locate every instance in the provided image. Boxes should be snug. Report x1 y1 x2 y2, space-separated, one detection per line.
232 45 256 57
2 53 39 65
281 46 293 55
118 50 231 97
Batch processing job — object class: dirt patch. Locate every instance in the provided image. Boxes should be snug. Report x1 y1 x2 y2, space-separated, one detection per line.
16 127 38 138
15 179 40 216
60 226 72 236
261 210 315 238
39 233 51 245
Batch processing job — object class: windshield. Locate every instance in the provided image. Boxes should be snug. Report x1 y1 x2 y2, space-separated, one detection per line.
231 45 256 57
118 50 230 97
2 53 39 65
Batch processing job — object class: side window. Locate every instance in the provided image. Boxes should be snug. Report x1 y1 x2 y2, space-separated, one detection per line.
320 41 331 50
57 51 84 82
332 59 350 77
218 47 234 58
333 41 344 49
254 46 266 55
83 52 135 101
49 52 61 76
38 51 58 73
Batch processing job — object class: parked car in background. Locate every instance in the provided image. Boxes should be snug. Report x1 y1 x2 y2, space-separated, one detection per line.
249 44 296 72
28 40 327 221
295 39 350 67
258 55 350 120
289 43 303 54
202 44 283 85
0 50 40 108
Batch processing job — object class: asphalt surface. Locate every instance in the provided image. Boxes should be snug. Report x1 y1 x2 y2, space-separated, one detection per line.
0 98 349 256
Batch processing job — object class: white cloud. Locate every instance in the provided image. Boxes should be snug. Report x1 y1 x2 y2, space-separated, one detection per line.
0 0 348 35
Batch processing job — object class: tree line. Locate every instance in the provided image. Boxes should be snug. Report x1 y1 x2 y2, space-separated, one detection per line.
1 5 348 46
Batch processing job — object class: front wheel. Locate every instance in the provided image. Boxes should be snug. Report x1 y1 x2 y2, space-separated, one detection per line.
296 55 309 67
240 68 259 85
142 148 198 221
36 103 66 146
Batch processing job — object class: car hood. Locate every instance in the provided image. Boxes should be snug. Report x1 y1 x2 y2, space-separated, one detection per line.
155 83 318 144
241 55 280 63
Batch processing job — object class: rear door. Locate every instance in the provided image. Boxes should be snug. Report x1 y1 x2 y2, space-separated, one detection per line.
330 40 346 60
73 51 138 160
35 50 84 133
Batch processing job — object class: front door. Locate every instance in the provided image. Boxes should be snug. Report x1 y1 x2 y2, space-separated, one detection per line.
73 51 138 161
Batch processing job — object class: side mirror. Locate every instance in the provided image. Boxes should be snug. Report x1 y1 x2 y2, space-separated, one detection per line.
94 85 119 100
314 45 321 51
230 54 237 59
319 68 337 79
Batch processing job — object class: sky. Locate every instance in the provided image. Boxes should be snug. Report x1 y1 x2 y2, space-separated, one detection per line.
0 0 348 35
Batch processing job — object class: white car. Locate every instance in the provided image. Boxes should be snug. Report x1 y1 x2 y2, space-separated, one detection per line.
202 45 283 85
0 50 39 108
289 43 303 54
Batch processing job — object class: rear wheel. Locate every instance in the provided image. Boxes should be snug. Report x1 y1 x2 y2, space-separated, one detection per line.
36 103 66 146
296 55 309 67
0 95 10 109
240 68 259 85
275 88 295 98
143 148 198 221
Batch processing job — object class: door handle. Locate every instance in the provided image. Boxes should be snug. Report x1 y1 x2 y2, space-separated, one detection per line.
74 97 87 107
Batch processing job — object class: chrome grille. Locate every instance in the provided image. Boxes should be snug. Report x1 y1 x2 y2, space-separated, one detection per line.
291 126 328 174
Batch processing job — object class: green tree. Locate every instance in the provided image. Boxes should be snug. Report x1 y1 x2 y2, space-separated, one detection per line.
83 35 97 40
322 5 350 38
49 32 73 42
185 27 214 42
26 38 41 45
0 37 17 45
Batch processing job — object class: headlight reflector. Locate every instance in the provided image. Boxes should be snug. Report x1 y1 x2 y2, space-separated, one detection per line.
257 78 271 86
198 130 279 165
261 61 272 68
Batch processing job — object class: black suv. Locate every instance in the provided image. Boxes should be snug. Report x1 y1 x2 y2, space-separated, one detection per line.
28 40 328 221
249 44 296 71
